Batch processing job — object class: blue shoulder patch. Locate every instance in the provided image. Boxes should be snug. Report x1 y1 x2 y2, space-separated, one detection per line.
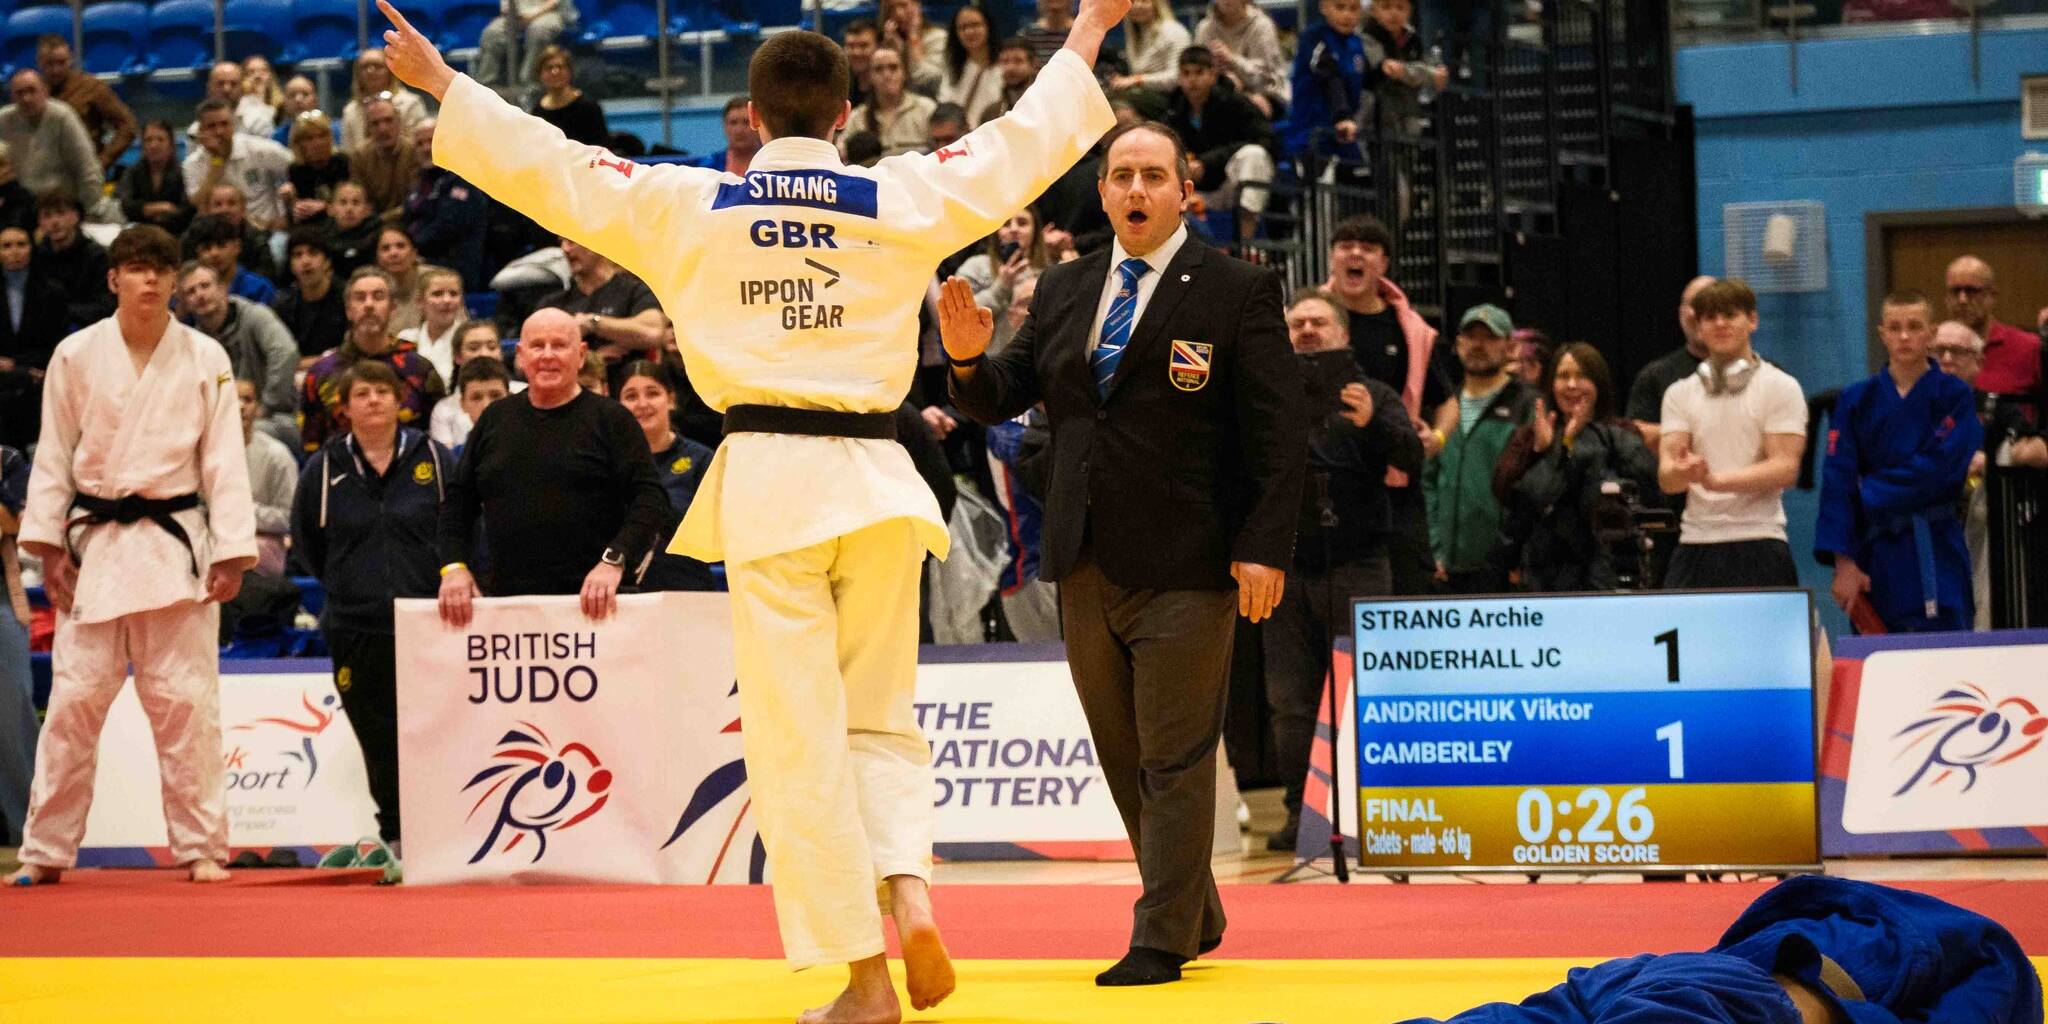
711 170 879 219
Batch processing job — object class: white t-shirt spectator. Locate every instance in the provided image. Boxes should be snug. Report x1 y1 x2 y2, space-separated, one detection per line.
1660 360 1806 545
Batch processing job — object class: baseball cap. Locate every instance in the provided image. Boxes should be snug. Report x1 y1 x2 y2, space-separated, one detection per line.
1458 304 1513 338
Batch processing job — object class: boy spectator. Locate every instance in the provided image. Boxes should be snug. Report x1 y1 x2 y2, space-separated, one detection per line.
274 228 350 363
1282 0 1368 168
185 185 279 281
300 267 446 453
31 192 113 327
1424 304 1533 593
1360 0 1447 141
183 99 292 231
324 181 381 279
187 214 276 306
36 36 137 171
1166 47 1275 242
843 18 882 108
442 354 514 452
1816 292 1981 631
1656 279 1807 588
178 261 299 449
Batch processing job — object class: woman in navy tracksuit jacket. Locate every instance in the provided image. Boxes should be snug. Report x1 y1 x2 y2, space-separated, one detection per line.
290 407 451 844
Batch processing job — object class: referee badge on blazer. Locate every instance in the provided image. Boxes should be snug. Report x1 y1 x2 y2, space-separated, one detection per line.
1168 340 1213 392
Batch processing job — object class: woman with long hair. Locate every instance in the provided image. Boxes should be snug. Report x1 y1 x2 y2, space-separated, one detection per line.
1491 341 1662 592
951 206 1053 323
938 4 1004 127
1109 0 1191 92
375 226 427 334
117 121 193 235
616 361 718 591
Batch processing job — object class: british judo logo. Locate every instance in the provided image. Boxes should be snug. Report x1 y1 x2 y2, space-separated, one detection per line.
463 722 613 864
1892 683 2048 796
662 681 766 883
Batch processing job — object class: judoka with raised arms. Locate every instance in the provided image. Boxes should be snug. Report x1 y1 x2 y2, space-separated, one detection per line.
5 224 257 887
378 1 1127 1019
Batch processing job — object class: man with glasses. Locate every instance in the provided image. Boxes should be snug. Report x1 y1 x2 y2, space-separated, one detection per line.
1944 255 2041 416
1937 320 2048 629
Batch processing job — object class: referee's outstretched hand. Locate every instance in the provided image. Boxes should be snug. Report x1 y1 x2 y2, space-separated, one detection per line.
379 1 457 102
937 277 994 369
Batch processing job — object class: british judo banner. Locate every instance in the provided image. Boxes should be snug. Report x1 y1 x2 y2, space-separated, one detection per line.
1822 629 2048 856
394 593 761 885
79 664 382 866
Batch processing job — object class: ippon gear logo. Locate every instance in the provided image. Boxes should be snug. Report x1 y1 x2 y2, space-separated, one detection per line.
1893 683 2048 796
463 722 614 864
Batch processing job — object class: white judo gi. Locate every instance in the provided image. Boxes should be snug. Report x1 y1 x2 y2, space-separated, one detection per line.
15 318 257 869
435 52 1113 967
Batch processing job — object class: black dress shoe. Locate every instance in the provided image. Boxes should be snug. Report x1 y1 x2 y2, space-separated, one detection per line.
1095 946 1187 986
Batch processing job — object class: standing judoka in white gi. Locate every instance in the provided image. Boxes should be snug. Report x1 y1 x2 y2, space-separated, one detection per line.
381 0 1126 1019
5 225 257 887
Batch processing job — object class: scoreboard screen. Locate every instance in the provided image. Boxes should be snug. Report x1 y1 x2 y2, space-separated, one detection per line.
1351 590 1819 872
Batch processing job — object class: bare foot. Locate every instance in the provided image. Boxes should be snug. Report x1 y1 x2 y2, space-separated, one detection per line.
795 955 899 1024
187 860 230 883
4 864 61 887
888 876 955 1011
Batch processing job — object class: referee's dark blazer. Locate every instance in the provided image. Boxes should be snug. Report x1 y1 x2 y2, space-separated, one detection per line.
951 235 1304 590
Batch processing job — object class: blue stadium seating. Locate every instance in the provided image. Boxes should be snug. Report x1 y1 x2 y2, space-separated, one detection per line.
80 1 149 74
0 3 71 73
575 0 677 43
221 0 294 60
142 0 219 71
434 0 498 52
280 0 361 63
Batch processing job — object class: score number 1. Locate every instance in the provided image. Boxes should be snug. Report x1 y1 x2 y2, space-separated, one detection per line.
1652 628 1685 779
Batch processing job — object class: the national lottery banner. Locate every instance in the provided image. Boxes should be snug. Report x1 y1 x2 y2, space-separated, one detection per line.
919 645 1131 861
1823 630 2048 856
1351 590 1820 872
80 663 382 865
394 592 759 885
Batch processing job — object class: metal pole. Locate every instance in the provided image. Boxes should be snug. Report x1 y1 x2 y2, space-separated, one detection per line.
658 0 672 147
815 0 826 34
71 0 84 55
216 0 227 61
358 0 371 54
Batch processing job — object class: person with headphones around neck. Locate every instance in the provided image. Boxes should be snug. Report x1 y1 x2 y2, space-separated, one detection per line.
1655 278 1808 589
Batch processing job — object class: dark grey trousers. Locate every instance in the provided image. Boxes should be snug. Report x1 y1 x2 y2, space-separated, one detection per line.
1059 557 1238 958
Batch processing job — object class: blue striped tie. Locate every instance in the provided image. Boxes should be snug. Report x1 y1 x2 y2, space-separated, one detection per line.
1091 257 1152 398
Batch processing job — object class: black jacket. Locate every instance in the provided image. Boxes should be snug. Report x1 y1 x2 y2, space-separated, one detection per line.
1165 86 1277 195
290 428 452 634
952 236 1305 590
0 267 72 371
118 160 195 236
1491 418 1660 591
32 236 114 328
1294 361 1422 572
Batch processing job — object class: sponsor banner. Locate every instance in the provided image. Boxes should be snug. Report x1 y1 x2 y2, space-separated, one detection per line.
394 593 759 885
917 650 1128 857
81 664 381 863
1823 630 2048 855
1354 783 1818 870
1353 591 1819 871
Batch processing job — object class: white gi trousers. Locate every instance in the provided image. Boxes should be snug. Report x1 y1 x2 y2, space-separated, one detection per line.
17 600 227 868
725 518 932 970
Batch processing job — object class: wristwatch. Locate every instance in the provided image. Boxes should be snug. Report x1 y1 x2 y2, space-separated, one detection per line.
600 546 625 567
586 313 602 337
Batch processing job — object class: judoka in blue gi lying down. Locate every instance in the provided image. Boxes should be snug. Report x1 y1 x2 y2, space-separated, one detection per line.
1406 875 2041 1024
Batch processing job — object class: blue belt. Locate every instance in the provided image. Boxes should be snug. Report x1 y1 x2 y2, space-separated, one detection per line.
1869 505 1957 621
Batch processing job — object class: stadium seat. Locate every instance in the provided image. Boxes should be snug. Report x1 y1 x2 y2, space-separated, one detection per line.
80 1 150 75
221 0 294 60
576 0 675 43
433 0 498 52
279 0 361 63
0 3 72 73
142 0 220 71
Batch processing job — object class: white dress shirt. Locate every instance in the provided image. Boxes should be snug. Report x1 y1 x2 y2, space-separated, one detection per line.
1088 222 1190 356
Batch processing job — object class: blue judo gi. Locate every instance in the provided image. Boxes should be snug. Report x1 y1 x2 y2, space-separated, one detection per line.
1815 362 1981 632
1406 876 2041 1024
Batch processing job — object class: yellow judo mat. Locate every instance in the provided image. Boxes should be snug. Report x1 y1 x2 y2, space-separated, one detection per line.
0 957 1614 1023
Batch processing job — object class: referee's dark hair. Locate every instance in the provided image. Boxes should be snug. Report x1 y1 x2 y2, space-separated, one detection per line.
748 31 850 141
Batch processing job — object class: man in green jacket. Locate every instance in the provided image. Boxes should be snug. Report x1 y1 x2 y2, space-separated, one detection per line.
1424 304 1533 594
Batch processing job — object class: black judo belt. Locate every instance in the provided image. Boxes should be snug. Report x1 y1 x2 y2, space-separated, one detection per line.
66 492 203 578
723 405 896 440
